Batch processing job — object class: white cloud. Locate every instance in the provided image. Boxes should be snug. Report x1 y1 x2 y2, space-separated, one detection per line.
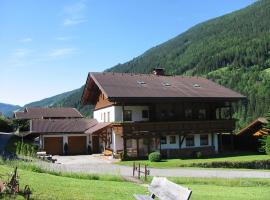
20 38 32 43
49 48 77 57
62 0 87 27
55 36 72 41
13 48 32 58
63 18 87 26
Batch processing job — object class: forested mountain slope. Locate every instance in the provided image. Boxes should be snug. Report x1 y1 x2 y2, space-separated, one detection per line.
106 0 270 128
22 0 270 127
0 103 21 118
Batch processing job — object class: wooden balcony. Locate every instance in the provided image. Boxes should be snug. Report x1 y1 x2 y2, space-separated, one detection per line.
113 119 236 138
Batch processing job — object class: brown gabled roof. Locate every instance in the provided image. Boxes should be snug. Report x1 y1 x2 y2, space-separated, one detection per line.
30 118 110 134
14 107 83 120
237 117 268 136
81 72 246 105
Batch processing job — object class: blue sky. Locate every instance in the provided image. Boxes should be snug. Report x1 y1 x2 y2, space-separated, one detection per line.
0 0 256 106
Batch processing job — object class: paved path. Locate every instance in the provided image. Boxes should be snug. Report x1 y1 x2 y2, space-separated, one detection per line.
0 132 12 153
39 155 270 179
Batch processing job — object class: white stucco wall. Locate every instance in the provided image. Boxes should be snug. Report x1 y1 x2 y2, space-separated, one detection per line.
161 133 218 150
112 131 123 152
93 106 116 122
94 105 149 122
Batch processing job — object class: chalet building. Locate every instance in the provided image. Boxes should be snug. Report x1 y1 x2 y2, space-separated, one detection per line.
235 117 268 151
14 107 110 155
81 69 246 159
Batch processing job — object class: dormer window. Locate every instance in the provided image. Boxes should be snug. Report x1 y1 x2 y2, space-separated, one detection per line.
193 83 201 88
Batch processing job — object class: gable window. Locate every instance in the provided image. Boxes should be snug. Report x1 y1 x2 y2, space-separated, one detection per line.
160 136 167 144
169 136 176 144
200 134 209 146
186 135 195 147
198 109 206 120
124 110 132 121
185 109 192 119
142 110 149 118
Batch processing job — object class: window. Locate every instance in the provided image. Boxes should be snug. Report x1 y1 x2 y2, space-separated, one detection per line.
185 109 192 119
126 139 132 148
198 109 206 120
142 110 149 118
103 113 106 122
200 134 209 146
101 113 103 121
169 136 176 144
160 136 167 144
124 110 132 121
107 112 110 122
186 135 195 147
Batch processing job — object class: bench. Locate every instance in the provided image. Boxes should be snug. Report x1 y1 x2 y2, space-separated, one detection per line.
134 177 192 200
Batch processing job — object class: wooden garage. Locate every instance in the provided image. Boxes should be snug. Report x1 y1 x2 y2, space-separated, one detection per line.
68 136 87 155
44 137 63 155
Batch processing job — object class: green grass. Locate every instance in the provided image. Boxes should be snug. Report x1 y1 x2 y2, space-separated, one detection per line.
1 163 270 200
0 164 146 200
119 153 270 168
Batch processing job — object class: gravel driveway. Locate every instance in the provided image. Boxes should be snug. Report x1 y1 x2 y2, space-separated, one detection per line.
40 155 270 179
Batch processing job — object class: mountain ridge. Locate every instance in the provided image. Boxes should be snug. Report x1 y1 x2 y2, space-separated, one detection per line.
8 0 270 128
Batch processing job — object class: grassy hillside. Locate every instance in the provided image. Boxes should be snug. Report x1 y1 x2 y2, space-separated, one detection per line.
1 164 270 200
0 103 21 117
106 0 270 128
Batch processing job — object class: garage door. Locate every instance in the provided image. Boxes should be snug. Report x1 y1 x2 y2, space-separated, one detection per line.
44 137 63 155
68 136 87 155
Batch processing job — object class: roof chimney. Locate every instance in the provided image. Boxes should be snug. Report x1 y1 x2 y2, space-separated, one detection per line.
152 68 165 76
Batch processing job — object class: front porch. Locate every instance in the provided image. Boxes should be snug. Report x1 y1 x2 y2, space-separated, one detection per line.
112 120 235 159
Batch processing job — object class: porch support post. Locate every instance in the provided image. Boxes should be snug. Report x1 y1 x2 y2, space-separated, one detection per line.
121 103 124 122
211 133 214 147
230 132 234 151
123 137 127 160
219 133 223 153
136 138 139 158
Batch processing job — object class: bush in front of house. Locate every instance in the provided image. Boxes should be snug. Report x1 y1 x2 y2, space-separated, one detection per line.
190 160 270 169
260 135 270 156
148 152 161 162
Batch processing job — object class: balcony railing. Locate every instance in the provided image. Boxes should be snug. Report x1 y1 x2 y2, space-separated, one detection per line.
113 119 236 137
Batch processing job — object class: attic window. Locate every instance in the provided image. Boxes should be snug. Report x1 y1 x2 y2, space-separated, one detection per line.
137 80 146 85
163 82 171 87
193 83 201 88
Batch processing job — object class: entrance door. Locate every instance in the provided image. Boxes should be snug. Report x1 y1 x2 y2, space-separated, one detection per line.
68 136 87 155
92 135 100 153
44 137 63 155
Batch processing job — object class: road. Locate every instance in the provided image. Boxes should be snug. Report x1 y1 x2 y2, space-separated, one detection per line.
39 155 270 179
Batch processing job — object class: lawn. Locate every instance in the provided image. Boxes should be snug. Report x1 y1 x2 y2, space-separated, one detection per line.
1 164 270 199
119 153 270 168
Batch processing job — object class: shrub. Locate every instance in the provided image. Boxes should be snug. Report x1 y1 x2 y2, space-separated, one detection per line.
190 160 270 169
148 152 161 162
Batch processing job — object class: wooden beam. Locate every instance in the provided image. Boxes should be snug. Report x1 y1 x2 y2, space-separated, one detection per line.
136 138 139 158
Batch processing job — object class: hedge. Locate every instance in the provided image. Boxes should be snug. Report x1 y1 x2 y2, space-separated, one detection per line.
5 136 38 157
190 160 270 169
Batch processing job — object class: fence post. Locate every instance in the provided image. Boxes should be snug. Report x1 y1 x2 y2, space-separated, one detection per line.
144 165 147 181
138 163 140 180
133 162 135 177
